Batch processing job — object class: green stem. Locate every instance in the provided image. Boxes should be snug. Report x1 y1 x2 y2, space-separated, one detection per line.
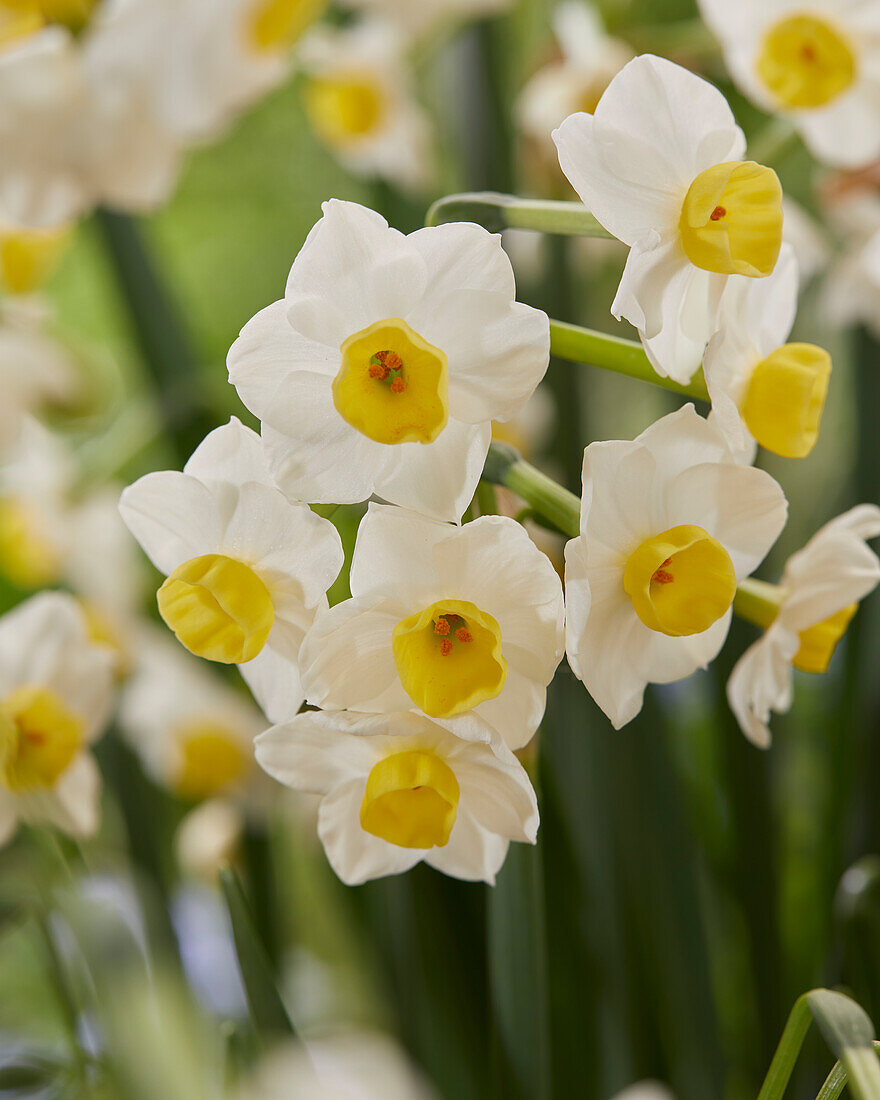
36 909 89 1089
818 1044 880 1100
757 994 813 1100
749 119 800 167
732 577 783 631
482 444 580 538
426 193 611 237
549 320 709 401
476 480 498 518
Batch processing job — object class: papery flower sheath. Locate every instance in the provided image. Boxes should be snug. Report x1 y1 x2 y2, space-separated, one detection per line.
256 709 539 885
119 417 344 723
0 590 114 842
729 505 880 747
227 199 550 522
564 404 788 728
298 502 565 750
553 54 784 383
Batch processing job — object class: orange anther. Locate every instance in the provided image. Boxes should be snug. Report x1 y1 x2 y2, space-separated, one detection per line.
368 363 389 380
439 638 453 657
434 618 450 636
390 377 406 394
384 351 403 372
652 568 674 585
455 628 473 644
710 205 726 221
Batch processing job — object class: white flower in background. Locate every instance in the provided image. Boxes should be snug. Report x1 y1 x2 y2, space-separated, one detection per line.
516 3 632 157
822 188 880 338
612 1085 676 1100
0 590 114 843
300 503 565 750
565 405 788 728
300 19 432 191
728 505 880 747
705 244 831 463
0 300 81 451
119 417 344 724
698 0 880 169
119 628 264 804
553 54 784 384
782 198 829 287
256 709 539 885
337 0 509 38
176 797 244 880
239 1032 437 1100
228 200 549 522
0 217 71 293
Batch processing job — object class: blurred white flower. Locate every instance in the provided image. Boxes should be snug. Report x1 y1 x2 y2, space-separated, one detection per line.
119 417 344 723
705 244 831 462
176 797 244 880
698 0 880 168
256 708 538 885
611 1085 676 1100
0 590 114 842
0 217 71 293
337 0 509 39
565 405 788 728
729 505 880 746
822 188 880 337
228 199 549 522
517 3 632 158
119 626 264 803
553 54 783 384
300 503 565 750
300 19 432 191
782 197 829 287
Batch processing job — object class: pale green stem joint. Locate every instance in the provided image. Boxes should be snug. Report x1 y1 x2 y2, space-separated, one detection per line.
732 577 783 631
426 192 612 238
482 443 580 538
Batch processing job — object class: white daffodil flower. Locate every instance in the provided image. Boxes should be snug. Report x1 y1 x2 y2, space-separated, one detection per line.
0 590 114 843
299 19 432 191
299 503 565 751
822 189 880 339
516 3 632 159
612 1085 676 1100
337 0 509 38
698 0 880 169
728 505 880 747
256 708 539 885
564 404 788 729
227 200 550 522
782 198 829 287
119 628 265 805
119 417 344 724
704 244 831 463
553 54 784 384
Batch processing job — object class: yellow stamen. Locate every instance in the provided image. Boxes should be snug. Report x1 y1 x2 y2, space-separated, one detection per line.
0 685 82 792
679 161 783 278
742 342 831 458
360 750 459 849
756 14 856 109
793 603 857 673
392 599 507 717
157 554 274 664
0 498 62 589
248 0 324 52
624 525 737 637
333 318 449 446
305 75 387 146
0 223 72 295
174 721 249 802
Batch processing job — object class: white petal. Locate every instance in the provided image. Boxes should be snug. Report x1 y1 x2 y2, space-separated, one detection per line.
183 417 269 487
406 220 516 300
44 753 101 837
118 471 223 575
451 739 540 842
423 809 510 884
474 672 547 751
349 502 447 603
727 625 798 748
580 439 660 551
239 640 305 726
255 711 380 793
796 86 880 169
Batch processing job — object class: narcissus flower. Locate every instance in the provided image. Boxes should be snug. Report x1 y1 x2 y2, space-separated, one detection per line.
728 505 880 747
0 591 114 843
553 54 784 383
256 709 539 885
565 405 788 728
300 19 432 191
698 0 880 168
119 417 344 723
119 629 264 804
705 245 831 462
822 189 880 338
299 503 565 750
228 200 549 522
0 218 71 294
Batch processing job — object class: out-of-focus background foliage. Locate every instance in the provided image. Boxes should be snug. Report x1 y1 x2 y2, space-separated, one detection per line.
3 0 880 1097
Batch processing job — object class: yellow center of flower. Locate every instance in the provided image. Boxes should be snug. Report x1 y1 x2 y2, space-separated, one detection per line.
0 685 82 792
679 161 783 278
333 318 449 446
360 750 459 849
0 498 62 589
0 0 97 36
392 599 508 717
756 13 856 109
248 0 324 52
624 525 737 637
157 554 274 665
793 602 858 673
78 599 130 678
174 721 250 802
741 342 832 458
0 223 72 295
305 75 387 146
